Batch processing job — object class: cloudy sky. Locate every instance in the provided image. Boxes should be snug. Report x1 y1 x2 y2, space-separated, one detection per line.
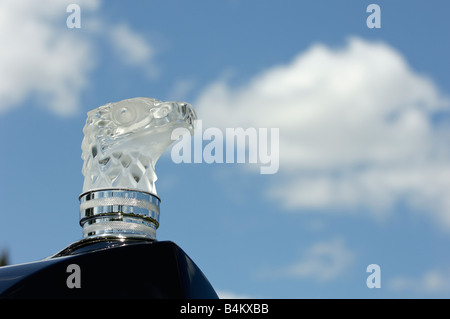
0 0 449 298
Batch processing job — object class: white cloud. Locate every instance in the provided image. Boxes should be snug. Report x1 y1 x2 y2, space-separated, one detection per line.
0 0 100 116
389 268 450 295
280 238 355 282
195 37 450 227
0 0 157 116
217 290 253 299
108 23 158 77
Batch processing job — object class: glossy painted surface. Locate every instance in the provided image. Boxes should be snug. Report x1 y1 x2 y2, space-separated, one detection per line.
0 239 218 299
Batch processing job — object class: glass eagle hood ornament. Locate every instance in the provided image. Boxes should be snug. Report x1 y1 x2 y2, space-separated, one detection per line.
0 97 218 299
80 97 196 240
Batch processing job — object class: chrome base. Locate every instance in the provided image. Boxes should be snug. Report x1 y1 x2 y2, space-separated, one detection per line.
79 189 160 240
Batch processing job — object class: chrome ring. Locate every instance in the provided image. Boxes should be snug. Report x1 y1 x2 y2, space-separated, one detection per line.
79 188 161 203
79 189 161 240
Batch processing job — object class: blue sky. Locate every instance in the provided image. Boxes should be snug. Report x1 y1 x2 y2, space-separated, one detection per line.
1 0 450 298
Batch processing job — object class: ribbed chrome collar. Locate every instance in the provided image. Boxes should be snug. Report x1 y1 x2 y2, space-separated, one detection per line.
79 189 160 240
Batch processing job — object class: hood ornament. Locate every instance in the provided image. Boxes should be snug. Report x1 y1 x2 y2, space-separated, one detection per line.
79 97 196 240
